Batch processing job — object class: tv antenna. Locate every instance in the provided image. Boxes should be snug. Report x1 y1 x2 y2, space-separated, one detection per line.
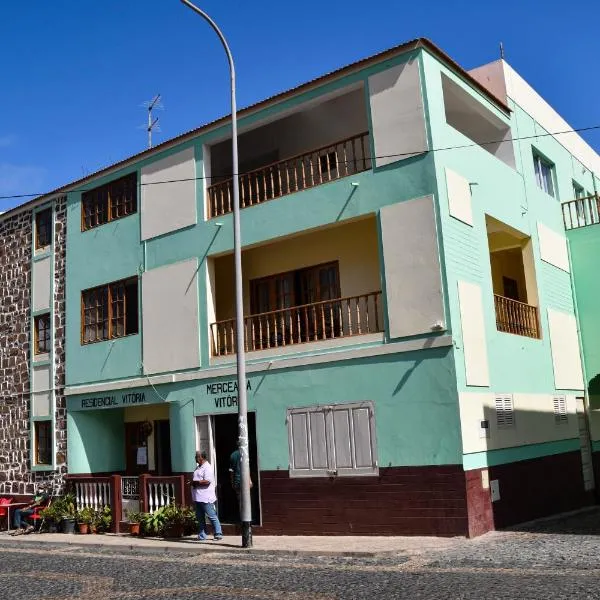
141 94 163 148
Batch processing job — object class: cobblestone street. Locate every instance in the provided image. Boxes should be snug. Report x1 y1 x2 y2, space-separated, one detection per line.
1 509 600 599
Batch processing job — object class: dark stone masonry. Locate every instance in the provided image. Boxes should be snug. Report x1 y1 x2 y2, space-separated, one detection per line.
0 198 67 496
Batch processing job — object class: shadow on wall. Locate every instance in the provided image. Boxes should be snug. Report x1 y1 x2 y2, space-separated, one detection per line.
588 374 600 408
467 403 596 537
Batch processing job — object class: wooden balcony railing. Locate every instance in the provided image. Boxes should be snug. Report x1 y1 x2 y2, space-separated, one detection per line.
562 194 600 230
207 131 371 218
211 291 382 357
494 294 540 339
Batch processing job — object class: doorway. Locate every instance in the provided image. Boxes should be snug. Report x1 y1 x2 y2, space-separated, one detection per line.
196 412 260 525
125 419 172 476
154 420 172 476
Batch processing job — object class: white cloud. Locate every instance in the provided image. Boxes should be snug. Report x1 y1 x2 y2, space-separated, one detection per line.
0 135 16 148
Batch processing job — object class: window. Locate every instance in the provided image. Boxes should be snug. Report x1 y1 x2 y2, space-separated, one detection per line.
34 314 51 355
495 395 515 429
287 402 378 477
250 262 341 347
553 395 568 424
573 181 585 199
81 277 139 344
35 208 52 250
251 262 340 314
81 172 137 231
34 421 52 465
533 152 555 197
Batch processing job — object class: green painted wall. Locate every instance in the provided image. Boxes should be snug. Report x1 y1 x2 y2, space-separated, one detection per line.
67 409 125 473
463 438 580 470
64 51 440 387
421 49 581 396
568 225 600 437
66 347 461 473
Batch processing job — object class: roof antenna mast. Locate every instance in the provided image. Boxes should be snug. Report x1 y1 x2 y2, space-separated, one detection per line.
142 94 163 148
499 42 505 60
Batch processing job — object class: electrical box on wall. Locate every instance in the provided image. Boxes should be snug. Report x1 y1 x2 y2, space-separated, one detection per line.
479 419 490 439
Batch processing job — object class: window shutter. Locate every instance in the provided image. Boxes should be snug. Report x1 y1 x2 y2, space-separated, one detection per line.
553 395 568 424
288 403 378 478
332 404 378 476
308 410 329 470
495 395 515 429
288 408 329 477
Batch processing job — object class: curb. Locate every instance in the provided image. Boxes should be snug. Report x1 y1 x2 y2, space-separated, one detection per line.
0 535 398 558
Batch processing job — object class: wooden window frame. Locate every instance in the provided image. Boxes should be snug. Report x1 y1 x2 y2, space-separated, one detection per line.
34 313 51 355
81 172 138 232
81 277 139 345
34 421 52 466
250 261 341 314
35 208 52 250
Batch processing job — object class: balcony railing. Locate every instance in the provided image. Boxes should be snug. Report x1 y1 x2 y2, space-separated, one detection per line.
207 131 371 218
211 291 382 357
562 194 600 230
494 294 540 339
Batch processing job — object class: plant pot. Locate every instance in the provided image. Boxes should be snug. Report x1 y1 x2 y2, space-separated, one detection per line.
89 524 97 534
129 522 141 536
77 523 89 535
62 519 76 534
162 523 184 538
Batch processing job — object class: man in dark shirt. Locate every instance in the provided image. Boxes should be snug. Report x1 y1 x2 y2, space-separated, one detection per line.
229 445 252 517
11 489 49 535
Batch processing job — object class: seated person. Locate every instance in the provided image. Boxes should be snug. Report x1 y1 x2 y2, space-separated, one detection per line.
11 489 49 535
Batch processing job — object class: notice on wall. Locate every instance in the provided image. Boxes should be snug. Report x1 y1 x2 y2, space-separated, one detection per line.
136 446 148 466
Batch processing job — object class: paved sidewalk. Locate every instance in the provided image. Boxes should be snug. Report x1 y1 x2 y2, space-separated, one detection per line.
0 530 464 557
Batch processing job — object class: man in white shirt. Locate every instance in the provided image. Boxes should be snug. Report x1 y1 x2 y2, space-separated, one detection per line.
191 450 223 541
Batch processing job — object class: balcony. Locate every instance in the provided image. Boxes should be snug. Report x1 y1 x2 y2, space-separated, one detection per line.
205 85 370 219
208 215 382 358
211 291 382 356
562 194 600 230
208 132 371 218
494 294 540 339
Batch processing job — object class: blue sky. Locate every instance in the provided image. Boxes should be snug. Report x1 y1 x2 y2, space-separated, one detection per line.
1 0 598 211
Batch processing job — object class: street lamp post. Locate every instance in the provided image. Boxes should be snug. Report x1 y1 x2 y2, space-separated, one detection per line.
180 0 252 548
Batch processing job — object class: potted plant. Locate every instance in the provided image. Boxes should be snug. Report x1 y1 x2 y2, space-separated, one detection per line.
58 493 77 534
140 504 185 538
39 502 61 533
125 510 143 536
182 506 198 536
161 504 186 538
95 505 112 534
76 507 94 534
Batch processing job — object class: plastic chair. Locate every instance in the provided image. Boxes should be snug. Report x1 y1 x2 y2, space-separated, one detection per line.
0 497 13 531
30 500 50 532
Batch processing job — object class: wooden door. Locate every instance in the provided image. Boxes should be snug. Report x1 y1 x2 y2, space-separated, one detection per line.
125 422 149 475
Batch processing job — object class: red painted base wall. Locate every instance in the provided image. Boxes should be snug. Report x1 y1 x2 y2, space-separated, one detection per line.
466 450 595 537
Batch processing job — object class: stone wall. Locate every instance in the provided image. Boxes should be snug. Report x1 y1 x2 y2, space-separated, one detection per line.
0 198 67 496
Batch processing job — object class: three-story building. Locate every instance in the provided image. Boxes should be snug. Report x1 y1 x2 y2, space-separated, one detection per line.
8 38 596 536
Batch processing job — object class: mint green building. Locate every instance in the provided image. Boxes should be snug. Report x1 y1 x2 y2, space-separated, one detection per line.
47 39 595 536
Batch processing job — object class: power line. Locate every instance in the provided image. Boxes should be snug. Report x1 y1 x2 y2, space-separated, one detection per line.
1 124 599 202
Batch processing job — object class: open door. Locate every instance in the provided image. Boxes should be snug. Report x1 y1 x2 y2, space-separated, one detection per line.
195 413 260 525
